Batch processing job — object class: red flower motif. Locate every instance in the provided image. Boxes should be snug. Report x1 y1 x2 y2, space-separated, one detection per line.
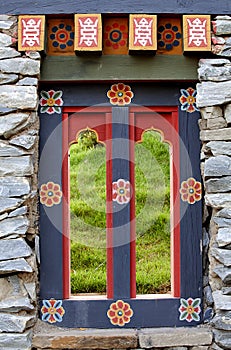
180 177 202 204
40 90 63 114
107 83 134 106
112 178 131 204
40 181 62 207
104 23 128 49
179 297 201 322
107 300 133 326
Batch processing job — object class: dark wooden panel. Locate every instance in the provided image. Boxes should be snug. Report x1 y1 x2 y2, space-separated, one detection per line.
40 297 202 328
112 107 131 298
40 55 199 82
2 0 230 15
179 109 203 299
39 83 193 107
39 113 63 299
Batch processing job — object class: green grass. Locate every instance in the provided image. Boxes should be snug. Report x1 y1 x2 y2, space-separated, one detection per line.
70 130 171 294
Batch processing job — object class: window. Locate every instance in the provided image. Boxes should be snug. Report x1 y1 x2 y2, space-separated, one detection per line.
39 83 202 327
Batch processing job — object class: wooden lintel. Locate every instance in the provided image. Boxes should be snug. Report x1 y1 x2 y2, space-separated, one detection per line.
40 55 199 82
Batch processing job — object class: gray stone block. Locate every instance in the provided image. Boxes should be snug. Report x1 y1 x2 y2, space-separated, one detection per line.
0 258 32 274
0 85 37 110
0 112 29 138
0 330 32 349
212 247 231 267
214 329 231 349
0 238 32 261
0 313 35 333
138 328 212 348
0 72 18 84
204 155 231 177
0 198 22 215
0 32 12 47
213 290 231 311
217 227 231 247
205 193 231 208
0 57 40 75
197 81 231 107
0 156 33 176
0 177 30 197
214 265 231 283
205 177 231 193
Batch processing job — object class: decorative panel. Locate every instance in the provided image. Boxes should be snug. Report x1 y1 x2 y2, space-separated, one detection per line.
74 14 102 52
47 19 75 56
183 15 211 51
129 14 157 51
18 15 45 51
157 17 182 55
103 17 128 55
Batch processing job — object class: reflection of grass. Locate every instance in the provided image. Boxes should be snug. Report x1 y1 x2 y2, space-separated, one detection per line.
70 130 170 294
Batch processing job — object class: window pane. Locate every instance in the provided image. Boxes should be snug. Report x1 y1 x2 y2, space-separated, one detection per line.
135 130 171 294
70 130 106 294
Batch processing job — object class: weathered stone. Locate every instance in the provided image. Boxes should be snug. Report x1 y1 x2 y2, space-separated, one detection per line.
0 313 35 333
0 32 13 47
0 85 37 110
9 205 28 217
205 193 231 208
211 311 231 331
0 57 40 75
0 106 17 115
211 342 225 350
224 104 231 124
35 235 40 264
0 47 20 60
199 58 231 67
0 140 28 156
214 265 231 283
9 134 37 150
213 17 231 35
212 247 231 266
0 177 30 197
205 177 231 193
25 50 41 60
204 285 214 305
213 329 231 349
17 77 38 86
0 19 15 30
0 258 32 274
0 238 32 261
223 287 231 295
0 197 22 214
24 282 36 301
217 228 231 247
0 296 34 312
213 290 231 311
138 328 212 348
216 208 231 219
197 81 231 107
200 106 223 119
33 328 138 349
0 72 18 84
0 330 32 349
205 141 231 156
198 63 231 82
191 347 209 350
204 155 231 177
200 129 231 141
0 216 29 237
207 117 227 129
0 112 29 138
0 156 33 176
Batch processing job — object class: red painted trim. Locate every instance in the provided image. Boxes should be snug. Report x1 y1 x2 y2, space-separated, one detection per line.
62 112 70 299
129 112 136 298
106 112 113 298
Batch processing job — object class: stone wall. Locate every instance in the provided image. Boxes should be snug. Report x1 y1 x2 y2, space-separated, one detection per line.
0 15 40 350
196 16 231 350
0 13 230 350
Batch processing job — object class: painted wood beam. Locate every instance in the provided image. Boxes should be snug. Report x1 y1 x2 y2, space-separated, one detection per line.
40 55 199 82
1 0 230 15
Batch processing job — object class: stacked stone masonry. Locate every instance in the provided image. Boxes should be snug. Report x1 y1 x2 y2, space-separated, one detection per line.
0 13 230 350
0 14 40 350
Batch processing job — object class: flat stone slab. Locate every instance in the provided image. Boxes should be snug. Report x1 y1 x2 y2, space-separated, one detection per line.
138 327 213 348
33 328 138 349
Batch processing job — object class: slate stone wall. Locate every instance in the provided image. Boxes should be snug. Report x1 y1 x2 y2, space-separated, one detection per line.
0 13 230 350
0 15 40 350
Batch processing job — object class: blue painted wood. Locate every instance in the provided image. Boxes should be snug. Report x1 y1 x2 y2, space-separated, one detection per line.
179 107 203 299
39 113 63 299
2 0 230 15
112 107 131 298
39 83 186 107
40 297 202 328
